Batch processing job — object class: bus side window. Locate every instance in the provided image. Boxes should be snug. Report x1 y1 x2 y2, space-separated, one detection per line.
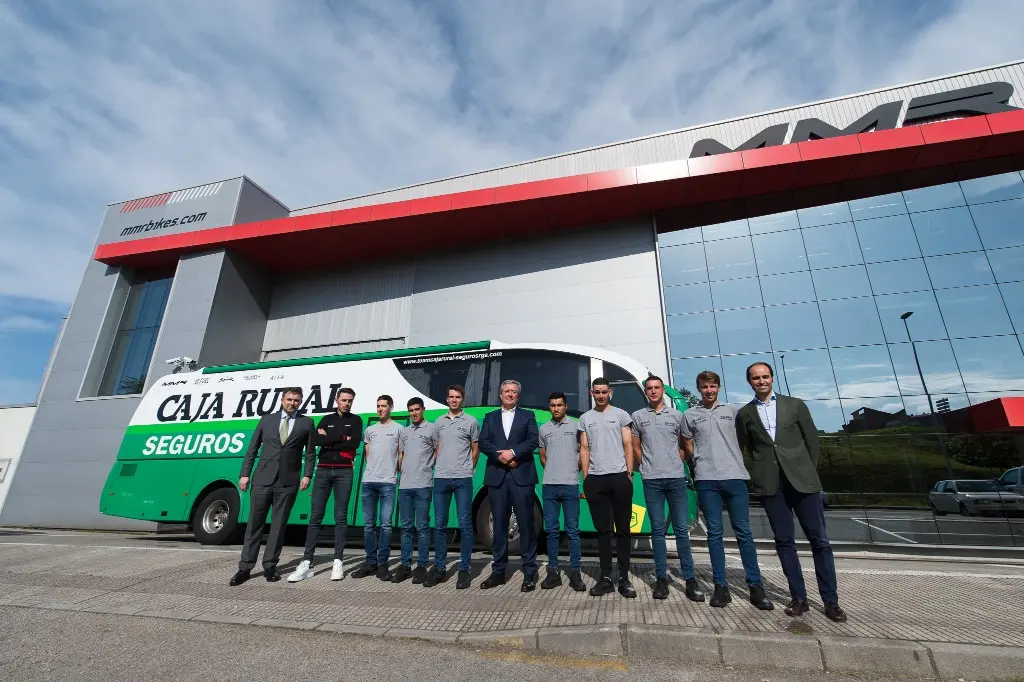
394 356 486 406
487 350 590 415
603 361 648 414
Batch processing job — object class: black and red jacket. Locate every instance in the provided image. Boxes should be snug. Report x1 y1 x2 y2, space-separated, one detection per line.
312 411 363 468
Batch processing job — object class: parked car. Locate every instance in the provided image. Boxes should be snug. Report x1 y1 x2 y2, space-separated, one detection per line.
929 479 1024 517
998 466 1024 495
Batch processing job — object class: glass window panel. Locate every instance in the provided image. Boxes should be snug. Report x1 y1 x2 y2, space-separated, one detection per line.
935 285 1014 337
801 399 846 433
910 207 983 256
840 396 908 432
848 192 908 221
902 393 969 420
951 336 1024 392
888 340 966 395
135 279 172 329
803 223 863 269
659 227 703 247
702 218 749 241
749 210 800 234
667 312 720 358
715 307 771 354
776 348 838 399
759 271 815 305
925 252 994 289
812 265 872 301
903 182 966 213
671 357 723 403
819 297 886 347
798 201 853 228
999 281 1024 333
855 214 922 263
969 198 1024 250
710 277 763 310
720 353 775 405
960 171 1024 205
663 282 712 315
969 390 1024 405
875 291 948 343
752 230 808 275
766 302 827 351
705 236 758 281
987 245 1024 283
660 242 709 285
829 345 901 397
866 259 932 295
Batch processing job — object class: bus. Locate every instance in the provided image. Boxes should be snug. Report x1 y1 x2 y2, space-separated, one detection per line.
100 340 698 549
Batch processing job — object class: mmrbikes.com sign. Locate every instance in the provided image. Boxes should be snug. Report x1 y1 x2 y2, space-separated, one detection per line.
120 211 208 237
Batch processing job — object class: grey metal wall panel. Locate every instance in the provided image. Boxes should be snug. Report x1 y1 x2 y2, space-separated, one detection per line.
232 177 290 226
200 252 273 368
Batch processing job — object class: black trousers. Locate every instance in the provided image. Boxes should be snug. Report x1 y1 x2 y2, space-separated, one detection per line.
583 472 633 579
488 478 538 578
303 467 354 562
238 479 298 572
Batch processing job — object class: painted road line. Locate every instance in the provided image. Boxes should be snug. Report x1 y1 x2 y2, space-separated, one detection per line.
849 518 918 543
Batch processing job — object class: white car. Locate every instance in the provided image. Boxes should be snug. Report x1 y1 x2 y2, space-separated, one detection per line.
998 467 1024 495
929 479 1024 517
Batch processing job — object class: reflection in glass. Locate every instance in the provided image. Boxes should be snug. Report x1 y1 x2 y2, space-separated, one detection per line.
888 340 966 395
840 396 908 434
866 259 932 295
671 357 724 398
664 282 713 315
702 219 749 241
902 393 969 418
660 242 709 285
812 265 872 300
705 237 758 281
999 281 1024 332
752 230 808 275
950 336 1024 392
829 345 901 398
801 399 846 432
903 182 966 213
855 214 921 263
910 207 983 256
776 348 838 399
803 222 863 269
711 277 763 310
875 291 948 343
848 192 908 221
967 390 1024 405
749 211 800 234
959 171 1024 205
667 312 720 358
819 297 886 347
925 252 994 289
798 201 853 228
721 353 774 405
765 302 827 351
659 227 702 247
987 246 1024 283
969 198 1024 250
759 270 815 305
934 285 1014 338
715 307 771 354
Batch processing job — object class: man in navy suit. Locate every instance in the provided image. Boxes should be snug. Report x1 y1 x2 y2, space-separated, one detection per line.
479 379 540 591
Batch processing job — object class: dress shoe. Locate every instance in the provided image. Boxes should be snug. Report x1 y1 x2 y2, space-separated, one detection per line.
480 571 507 589
411 565 426 584
391 565 411 583
229 570 251 586
824 602 848 622
652 577 670 600
589 576 615 597
377 565 393 582
456 570 472 589
684 579 705 602
264 567 281 583
618 577 637 598
710 584 732 607
785 598 810 617
749 584 774 611
521 577 536 592
351 563 377 579
541 571 562 590
568 570 587 592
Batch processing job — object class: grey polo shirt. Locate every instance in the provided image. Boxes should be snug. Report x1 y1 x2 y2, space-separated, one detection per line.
398 421 437 490
630 405 687 480
363 420 402 485
433 411 480 479
679 402 749 482
538 417 580 486
578 406 631 476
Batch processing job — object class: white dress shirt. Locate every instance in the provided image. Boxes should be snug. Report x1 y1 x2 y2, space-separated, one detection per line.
753 393 777 441
501 407 516 440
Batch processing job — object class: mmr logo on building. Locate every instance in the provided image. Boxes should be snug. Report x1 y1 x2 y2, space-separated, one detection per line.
120 211 208 237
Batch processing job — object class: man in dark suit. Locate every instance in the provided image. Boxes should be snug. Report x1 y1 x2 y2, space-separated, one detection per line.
478 379 540 591
230 387 315 586
735 363 847 622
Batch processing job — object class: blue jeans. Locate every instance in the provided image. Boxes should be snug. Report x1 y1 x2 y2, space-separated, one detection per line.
433 477 474 572
642 477 695 581
362 481 396 566
399 487 432 569
696 479 763 588
542 484 581 571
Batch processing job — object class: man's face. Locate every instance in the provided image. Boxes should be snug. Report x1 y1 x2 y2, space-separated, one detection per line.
500 383 519 409
591 384 612 407
747 364 774 396
337 392 354 414
377 400 392 420
644 379 664 406
409 404 424 424
698 380 720 404
281 392 302 415
549 397 567 421
447 389 464 411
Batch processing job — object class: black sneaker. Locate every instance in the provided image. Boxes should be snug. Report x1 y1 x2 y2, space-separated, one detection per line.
589 576 615 597
351 563 377 579
377 565 392 581
456 570 472 590
710 584 732 608
685 579 706 602
618 577 637 598
541 571 562 590
411 566 427 585
652 577 669 600
749 584 774 611
391 565 410 583
568 570 587 592
423 566 440 587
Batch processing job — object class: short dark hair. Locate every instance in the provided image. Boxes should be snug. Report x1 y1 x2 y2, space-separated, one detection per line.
447 384 465 398
282 387 303 398
337 387 355 398
548 391 566 403
407 396 425 409
643 375 664 389
591 377 610 389
377 394 394 407
696 370 721 387
746 362 774 380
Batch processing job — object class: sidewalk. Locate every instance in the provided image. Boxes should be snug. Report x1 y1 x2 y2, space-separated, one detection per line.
1 535 1022 680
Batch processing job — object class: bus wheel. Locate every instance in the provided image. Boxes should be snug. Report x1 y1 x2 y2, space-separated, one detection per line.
475 494 543 554
192 487 241 545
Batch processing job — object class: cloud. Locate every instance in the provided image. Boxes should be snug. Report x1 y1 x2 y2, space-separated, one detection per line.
0 314 52 333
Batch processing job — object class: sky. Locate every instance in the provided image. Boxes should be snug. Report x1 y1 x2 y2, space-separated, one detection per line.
0 0 1022 405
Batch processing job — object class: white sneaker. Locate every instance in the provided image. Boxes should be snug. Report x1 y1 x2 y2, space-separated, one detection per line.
287 560 313 583
331 559 345 581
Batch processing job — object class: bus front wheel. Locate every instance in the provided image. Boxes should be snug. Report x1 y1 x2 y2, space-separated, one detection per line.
192 487 241 545
475 494 543 555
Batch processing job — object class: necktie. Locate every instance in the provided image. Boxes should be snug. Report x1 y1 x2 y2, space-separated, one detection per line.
280 415 289 443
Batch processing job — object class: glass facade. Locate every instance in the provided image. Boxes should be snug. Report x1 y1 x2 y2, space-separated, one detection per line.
659 171 1024 546
98 272 174 396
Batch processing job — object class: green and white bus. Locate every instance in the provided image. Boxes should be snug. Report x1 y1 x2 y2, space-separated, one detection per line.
100 340 698 548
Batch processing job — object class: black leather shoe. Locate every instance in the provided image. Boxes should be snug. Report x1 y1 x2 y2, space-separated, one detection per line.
710 584 732 607
377 565 392 582
824 602 848 622
352 563 377 579
456 570 472 589
521 577 536 592
785 598 810 617
480 571 507 589
684 579 705 602
411 566 426 584
749 584 774 611
541 571 562 590
652 577 670 600
229 570 251 586
618 578 637 598
391 565 410 583
264 567 281 583
589 576 615 597
568 570 587 592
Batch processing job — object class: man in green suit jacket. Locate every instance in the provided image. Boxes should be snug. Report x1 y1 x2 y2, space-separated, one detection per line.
736 362 847 623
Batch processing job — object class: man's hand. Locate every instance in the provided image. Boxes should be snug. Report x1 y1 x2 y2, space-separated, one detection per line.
239 476 249 492
498 450 515 464
300 476 311 491
508 460 518 469
317 428 327 435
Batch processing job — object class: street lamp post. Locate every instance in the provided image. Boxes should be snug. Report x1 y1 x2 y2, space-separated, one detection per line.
901 311 954 479
779 353 790 396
